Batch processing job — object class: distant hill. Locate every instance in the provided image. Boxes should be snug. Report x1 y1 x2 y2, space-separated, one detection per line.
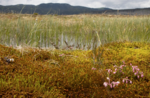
105 8 150 15
0 3 111 15
0 3 150 15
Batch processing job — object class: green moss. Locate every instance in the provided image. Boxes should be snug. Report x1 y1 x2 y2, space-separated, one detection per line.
89 41 150 67
0 41 150 97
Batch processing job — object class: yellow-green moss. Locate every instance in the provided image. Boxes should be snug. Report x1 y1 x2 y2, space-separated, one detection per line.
89 41 150 67
0 42 150 97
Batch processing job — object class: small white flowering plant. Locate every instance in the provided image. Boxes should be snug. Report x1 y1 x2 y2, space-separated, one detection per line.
92 61 144 89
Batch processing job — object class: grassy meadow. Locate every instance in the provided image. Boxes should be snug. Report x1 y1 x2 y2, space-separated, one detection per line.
0 13 150 97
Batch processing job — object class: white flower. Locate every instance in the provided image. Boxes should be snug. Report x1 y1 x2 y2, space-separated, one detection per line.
107 77 110 80
103 82 108 87
130 81 132 84
115 68 118 71
141 74 144 78
91 67 96 70
122 79 125 83
113 71 116 74
116 81 120 85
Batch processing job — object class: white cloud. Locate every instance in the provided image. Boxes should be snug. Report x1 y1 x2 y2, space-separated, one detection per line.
57 0 68 3
100 0 150 9
140 1 150 8
87 1 105 8
0 0 149 9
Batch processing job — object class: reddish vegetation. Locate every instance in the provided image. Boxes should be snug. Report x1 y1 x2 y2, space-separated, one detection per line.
0 42 150 97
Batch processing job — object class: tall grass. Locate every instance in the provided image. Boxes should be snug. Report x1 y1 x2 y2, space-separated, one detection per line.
0 14 150 49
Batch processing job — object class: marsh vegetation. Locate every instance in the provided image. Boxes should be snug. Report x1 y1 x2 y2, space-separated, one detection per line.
0 13 150 97
0 14 150 49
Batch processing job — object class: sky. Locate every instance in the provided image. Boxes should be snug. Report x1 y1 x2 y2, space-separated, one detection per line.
0 0 150 9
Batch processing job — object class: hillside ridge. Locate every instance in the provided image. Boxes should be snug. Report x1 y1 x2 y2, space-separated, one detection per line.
0 3 150 15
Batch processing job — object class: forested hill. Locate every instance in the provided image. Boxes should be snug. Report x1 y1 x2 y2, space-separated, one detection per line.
0 3 150 15
0 3 111 15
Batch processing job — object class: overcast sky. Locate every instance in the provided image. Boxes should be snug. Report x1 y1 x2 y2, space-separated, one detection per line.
0 0 150 9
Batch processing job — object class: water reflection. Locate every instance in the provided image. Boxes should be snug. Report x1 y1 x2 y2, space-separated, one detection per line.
5 32 102 50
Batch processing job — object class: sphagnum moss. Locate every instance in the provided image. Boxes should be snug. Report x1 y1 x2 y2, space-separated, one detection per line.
0 41 149 97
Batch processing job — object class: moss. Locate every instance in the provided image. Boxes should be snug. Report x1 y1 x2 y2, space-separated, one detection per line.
89 41 150 67
0 41 150 97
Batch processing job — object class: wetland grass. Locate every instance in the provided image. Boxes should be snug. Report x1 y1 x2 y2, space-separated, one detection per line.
0 14 150 49
0 13 150 97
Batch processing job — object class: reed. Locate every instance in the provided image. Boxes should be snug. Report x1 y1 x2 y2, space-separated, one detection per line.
0 14 150 49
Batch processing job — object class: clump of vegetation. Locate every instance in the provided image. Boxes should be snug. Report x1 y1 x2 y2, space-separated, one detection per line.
32 13 38 17
0 41 150 97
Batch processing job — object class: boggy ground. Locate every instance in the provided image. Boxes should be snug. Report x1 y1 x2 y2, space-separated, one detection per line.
0 41 150 98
